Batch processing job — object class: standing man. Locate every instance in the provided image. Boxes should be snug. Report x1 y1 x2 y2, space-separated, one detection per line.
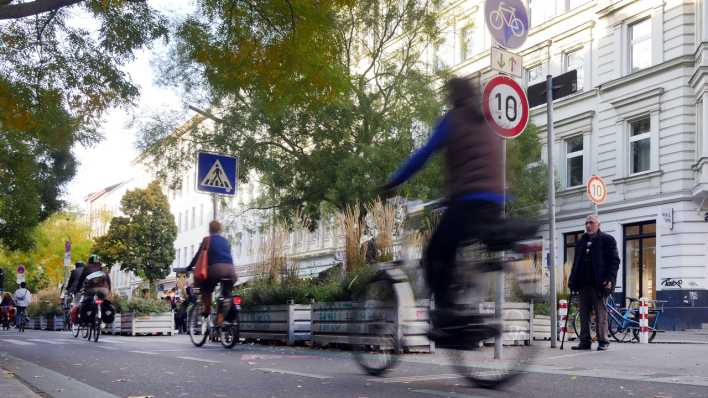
568 214 620 351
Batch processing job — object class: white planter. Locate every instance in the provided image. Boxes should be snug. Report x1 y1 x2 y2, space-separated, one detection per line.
240 304 311 345
479 302 533 346
120 312 173 336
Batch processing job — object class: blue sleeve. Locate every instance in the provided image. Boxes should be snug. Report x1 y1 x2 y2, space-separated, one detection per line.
387 115 450 187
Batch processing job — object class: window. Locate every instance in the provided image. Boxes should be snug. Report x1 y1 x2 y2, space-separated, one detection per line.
183 247 188 267
176 248 180 266
526 63 546 86
629 18 651 73
529 0 556 27
563 231 584 292
190 245 194 260
200 204 204 225
629 116 651 174
178 213 182 232
565 135 584 187
564 48 584 91
191 207 196 229
460 24 478 60
567 0 589 9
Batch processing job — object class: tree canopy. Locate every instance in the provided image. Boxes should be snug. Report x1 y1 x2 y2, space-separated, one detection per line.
0 212 93 293
140 0 445 225
0 0 167 249
93 181 177 285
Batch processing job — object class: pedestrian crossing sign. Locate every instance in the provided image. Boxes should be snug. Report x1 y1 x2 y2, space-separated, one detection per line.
196 152 238 196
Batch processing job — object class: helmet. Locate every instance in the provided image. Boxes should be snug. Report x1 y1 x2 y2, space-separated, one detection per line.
88 254 100 264
75 261 85 268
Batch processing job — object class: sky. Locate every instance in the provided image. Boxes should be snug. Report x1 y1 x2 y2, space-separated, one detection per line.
63 1 195 208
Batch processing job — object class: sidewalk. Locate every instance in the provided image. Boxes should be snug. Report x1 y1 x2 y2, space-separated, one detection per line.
653 330 708 344
0 368 40 398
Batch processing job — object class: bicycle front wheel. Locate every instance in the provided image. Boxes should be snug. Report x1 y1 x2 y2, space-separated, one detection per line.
608 316 632 342
351 274 400 376
188 303 209 347
220 325 238 349
92 320 101 342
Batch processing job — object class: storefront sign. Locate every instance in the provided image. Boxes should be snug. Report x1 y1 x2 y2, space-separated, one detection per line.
661 278 683 288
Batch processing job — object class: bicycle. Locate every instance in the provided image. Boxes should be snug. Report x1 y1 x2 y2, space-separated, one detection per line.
570 294 665 343
71 294 102 342
489 3 525 37
15 306 26 333
187 279 241 349
350 218 540 389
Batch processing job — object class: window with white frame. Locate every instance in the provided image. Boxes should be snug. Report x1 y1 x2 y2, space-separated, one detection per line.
191 207 196 229
567 0 589 10
460 24 478 61
200 204 204 225
629 116 651 174
565 135 584 187
183 247 188 267
629 18 651 73
564 48 584 91
698 101 704 160
529 0 556 27
526 63 546 86
176 248 181 267
178 213 182 232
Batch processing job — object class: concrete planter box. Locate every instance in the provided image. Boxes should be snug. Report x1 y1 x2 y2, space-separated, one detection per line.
479 302 532 346
532 315 551 340
43 315 64 331
120 312 173 336
240 304 312 345
311 300 434 353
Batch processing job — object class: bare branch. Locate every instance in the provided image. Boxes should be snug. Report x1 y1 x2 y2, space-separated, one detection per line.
0 0 83 20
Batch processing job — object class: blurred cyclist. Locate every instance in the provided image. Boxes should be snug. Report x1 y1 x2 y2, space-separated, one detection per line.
382 77 504 336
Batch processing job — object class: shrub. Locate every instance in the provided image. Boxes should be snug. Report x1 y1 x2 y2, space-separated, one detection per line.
124 297 170 315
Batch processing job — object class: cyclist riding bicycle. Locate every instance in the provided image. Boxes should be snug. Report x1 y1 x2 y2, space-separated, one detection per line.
67 261 86 301
1 292 15 327
14 282 32 329
382 77 507 340
186 220 237 326
76 255 111 323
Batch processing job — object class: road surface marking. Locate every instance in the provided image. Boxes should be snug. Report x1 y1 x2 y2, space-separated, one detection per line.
99 338 128 344
28 339 67 345
254 368 331 379
411 389 490 398
176 356 221 364
130 350 160 355
369 374 462 383
1 339 35 346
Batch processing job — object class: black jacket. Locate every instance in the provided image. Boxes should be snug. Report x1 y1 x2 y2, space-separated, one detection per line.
568 231 620 292
67 265 85 294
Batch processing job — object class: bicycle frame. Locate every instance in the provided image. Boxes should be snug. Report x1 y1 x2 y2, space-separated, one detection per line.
496 4 518 26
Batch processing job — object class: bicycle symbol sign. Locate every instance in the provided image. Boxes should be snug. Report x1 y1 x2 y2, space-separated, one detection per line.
482 75 529 139
485 0 529 49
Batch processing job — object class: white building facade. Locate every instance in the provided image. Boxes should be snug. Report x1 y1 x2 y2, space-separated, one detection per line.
433 0 708 329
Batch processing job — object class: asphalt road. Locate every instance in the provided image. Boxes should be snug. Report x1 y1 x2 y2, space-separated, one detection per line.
1 330 706 398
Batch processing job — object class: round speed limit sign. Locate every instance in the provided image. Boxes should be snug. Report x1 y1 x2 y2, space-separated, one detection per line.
482 75 529 139
586 175 608 205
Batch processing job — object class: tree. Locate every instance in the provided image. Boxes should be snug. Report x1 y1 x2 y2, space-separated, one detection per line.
0 0 168 249
140 0 445 225
0 211 93 292
506 123 549 218
93 181 177 292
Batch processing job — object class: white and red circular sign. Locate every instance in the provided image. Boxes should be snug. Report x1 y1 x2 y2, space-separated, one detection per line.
483 75 529 139
586 175 608 205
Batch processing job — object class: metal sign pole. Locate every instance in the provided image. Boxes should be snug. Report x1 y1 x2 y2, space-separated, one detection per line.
495 140 507 359
547 74 559 348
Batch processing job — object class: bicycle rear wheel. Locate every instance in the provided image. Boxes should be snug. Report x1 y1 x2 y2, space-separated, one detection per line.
220 325 238 349
92 320 101 342
608 316 632 342
351 274 400 376
188 303 209 347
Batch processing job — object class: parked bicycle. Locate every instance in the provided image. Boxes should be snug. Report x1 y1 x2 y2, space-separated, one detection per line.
187 279 241 349
350 218 540 388
570 294 665 343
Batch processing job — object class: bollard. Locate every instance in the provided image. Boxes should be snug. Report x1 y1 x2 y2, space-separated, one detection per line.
639 297 649 344
559 300 568 338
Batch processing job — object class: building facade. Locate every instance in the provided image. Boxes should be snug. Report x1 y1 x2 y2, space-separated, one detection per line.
434 0 708 329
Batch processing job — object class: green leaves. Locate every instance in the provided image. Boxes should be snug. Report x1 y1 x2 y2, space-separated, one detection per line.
506 123 549 218
0 0 168 250
93 181 177 283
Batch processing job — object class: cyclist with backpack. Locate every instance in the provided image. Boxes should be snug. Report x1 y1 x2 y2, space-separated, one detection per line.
76 255 112 325
14 282 32 329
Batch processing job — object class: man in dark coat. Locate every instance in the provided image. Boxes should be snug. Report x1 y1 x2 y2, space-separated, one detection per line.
568 214 620 351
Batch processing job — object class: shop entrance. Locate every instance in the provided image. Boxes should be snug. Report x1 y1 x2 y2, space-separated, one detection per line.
623 221 656 301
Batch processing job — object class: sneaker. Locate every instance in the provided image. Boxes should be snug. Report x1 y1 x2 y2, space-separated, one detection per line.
597 342 610 351
571 343 592 350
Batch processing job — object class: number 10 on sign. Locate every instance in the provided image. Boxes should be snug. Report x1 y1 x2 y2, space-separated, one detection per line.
483 75 529 139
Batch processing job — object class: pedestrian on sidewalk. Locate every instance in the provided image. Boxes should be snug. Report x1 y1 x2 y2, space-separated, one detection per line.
568 214 620 351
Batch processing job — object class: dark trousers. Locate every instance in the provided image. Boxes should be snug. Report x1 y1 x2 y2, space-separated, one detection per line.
425 200 501 310
578 287 609 345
